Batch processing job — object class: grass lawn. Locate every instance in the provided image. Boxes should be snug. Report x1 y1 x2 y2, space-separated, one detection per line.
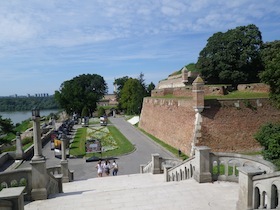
139 128 188 160
69 125 134 158
205 91 269 99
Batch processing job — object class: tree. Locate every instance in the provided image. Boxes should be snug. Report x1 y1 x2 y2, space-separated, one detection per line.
120 78 146 114
113 76 131 110
147 82 155 96
0 116 14 134
54 74 107 116
260 40 280 108
196 24 263 87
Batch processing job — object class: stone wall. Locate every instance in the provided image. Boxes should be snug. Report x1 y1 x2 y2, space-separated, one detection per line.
139 97 280 156
139 98 195 155
198 98 280 153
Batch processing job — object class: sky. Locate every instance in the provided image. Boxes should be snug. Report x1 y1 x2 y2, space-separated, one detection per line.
0 0 279 96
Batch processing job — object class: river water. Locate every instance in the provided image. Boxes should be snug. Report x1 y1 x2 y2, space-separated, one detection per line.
0 109 60 125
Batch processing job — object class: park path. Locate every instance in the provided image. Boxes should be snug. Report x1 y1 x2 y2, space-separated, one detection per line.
18 116 178 180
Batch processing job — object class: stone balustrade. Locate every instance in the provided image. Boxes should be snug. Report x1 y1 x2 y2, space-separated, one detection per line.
210 152 276 183
140 154 181 175
252 171 280 209
141 147 279 210
0 169 32 201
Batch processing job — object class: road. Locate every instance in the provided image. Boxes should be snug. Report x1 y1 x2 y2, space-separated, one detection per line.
18 116 178 180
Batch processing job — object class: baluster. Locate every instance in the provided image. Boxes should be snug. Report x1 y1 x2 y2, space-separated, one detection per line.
225 162 229 177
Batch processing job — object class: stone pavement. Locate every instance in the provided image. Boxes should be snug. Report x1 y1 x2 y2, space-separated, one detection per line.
24 173 239 210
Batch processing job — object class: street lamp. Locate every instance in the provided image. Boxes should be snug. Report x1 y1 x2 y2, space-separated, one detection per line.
31 107 43 160
32 108 40 119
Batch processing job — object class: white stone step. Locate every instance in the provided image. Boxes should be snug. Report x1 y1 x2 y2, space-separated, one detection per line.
25 173 239 210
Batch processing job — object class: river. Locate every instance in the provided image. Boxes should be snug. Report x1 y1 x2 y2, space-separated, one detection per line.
0 109 60 125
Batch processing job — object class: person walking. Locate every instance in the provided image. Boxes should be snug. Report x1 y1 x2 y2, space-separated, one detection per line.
103 160 111 176
96 160 103 177
112 160 118 176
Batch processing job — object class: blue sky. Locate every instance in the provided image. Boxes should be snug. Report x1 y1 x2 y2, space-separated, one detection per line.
0 0 279 96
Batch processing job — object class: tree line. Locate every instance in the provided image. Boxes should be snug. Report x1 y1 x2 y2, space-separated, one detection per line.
0 96 59 112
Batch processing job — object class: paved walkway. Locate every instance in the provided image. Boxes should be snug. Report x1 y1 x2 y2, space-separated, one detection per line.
24 173 239 210
18 116 178 180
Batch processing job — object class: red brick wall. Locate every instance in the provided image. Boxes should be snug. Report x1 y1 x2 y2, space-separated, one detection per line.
139 97 280 156
199 99 280 153
139 98 195 155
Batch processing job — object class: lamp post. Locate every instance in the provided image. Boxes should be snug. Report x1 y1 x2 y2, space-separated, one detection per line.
61 133 70 182
30 108 48 200
31 108 44 160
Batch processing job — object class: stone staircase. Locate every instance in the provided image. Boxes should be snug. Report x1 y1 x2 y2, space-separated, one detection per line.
24 173 239 210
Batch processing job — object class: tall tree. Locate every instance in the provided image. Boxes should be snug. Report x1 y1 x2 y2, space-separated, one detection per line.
260 40 280 108
113 76 131 110
120 78 146 114
147 82 155 96
196 24 263 87
55 74 107 116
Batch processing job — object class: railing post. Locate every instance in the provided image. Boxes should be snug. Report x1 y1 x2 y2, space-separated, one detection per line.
140 164 145 173
194 146 212 183
236 167 263 210
152 154 161 174
61 134 69 183
163 165 172 182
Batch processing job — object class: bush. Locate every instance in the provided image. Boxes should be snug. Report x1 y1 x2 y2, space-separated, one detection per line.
254 123 280 160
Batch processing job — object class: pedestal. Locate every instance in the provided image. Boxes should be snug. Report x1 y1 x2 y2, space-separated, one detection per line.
193 146 212 183
61 160 69 183
30 159 48 200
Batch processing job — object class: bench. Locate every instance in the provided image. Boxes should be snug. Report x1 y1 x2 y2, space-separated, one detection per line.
0 186 25 210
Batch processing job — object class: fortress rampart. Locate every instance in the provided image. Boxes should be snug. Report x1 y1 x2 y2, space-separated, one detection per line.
139 86 280 156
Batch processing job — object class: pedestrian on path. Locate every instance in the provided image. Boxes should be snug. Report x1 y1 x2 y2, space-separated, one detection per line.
112 160 118 176
96 160 103 177
103 160 111 176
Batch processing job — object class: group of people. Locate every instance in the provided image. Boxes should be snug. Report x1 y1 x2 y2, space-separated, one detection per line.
96 159 118 177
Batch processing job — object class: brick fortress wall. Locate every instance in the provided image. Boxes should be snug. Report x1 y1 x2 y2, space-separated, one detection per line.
139 98 195 155
139 97 280 156
199 98 280 152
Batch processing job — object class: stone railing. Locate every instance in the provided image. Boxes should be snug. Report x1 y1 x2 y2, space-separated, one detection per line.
165 156 195 182
140 154 181 175
236 168 280 210
210 152 276 183
0 169 32 201
141 147 279 210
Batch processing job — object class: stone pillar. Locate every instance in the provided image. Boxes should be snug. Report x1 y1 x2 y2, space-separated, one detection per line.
236 167 264 210
191 75 205 156
32 109 43 161
152 154 161 174
30 109 48 200
163 165 172 182
192 75 204 113
61 134 69 183
193 146 212 183
140 165 145 173
15 132 24 160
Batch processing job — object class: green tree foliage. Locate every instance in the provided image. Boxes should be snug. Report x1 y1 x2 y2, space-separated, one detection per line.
0 115 14 144
114 73 153 114
55 74 107 116
147 82 155 96
97 106 106 117
260 40 280 108
81 106 89 117
196 24 263 86
255 123 280 160
120 78 146 114
0 96 59 111
0 116 14 134
113 76 131 109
